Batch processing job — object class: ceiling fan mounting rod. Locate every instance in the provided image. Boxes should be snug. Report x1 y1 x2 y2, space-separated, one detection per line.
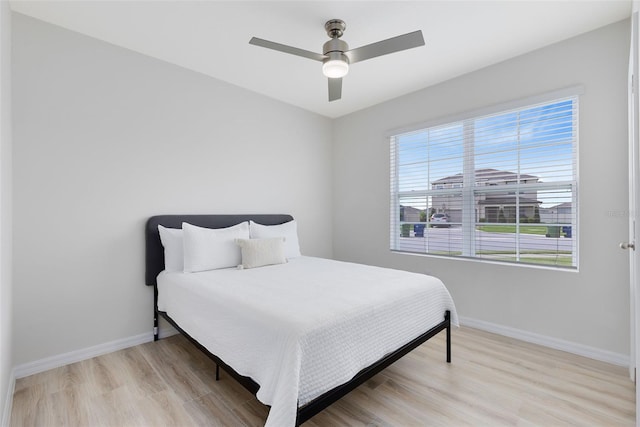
325 19 346 39
323 19 348 55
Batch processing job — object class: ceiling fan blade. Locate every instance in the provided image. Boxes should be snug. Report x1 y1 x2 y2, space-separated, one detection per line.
344 30 425 64
249 37 326 62
328 78 342 102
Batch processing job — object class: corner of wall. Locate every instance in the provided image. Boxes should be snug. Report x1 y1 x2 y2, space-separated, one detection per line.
0 2 13 425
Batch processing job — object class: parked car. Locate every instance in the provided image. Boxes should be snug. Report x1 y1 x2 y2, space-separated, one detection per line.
430 213 450 227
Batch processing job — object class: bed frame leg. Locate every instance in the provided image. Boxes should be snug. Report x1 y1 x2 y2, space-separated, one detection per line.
216 364 220 381
153 285 159 342
445 310 451 363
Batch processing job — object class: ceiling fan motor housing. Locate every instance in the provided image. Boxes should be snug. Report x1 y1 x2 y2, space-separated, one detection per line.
323 38 349 56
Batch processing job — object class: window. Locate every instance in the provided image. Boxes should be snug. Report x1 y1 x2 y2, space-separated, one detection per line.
390 92 578 269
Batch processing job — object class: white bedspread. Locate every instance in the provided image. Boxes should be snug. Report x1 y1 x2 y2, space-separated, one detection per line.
157 256 458 427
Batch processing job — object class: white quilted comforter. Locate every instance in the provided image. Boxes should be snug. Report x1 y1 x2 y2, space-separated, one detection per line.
157 256 458 427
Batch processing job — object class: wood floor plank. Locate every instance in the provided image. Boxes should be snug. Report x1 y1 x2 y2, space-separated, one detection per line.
10 327 635 426
10 384 53 426
138 339 213 403
184 391 250 427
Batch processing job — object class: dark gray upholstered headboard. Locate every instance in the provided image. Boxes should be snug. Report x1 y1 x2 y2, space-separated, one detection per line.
145 214 294 286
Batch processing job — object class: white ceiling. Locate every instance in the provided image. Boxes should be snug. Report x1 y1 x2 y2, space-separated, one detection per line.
9 1 632 118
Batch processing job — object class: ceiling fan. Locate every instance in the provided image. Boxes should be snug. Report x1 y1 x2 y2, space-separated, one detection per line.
249 19 425 102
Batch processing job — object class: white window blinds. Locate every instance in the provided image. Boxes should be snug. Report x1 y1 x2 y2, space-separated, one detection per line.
390 94 578 268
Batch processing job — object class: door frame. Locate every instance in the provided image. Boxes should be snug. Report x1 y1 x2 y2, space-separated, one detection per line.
627 7 640 424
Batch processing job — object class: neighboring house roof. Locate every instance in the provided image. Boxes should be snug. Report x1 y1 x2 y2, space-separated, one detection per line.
547 202 572 209
432 168 539 184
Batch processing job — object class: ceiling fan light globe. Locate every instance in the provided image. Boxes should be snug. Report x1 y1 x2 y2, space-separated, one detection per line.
323 58 349 78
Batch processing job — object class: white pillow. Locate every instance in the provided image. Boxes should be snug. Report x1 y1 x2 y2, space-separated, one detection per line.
158 225 184 272
235 238 287 269
182 221 250 273
249 220 301 258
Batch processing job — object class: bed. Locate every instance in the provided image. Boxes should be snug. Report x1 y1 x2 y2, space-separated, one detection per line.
145 214 458 426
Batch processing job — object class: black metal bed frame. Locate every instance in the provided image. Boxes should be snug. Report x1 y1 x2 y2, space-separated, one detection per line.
146 214 452 426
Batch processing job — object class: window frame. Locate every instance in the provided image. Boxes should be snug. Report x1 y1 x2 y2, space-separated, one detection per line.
389 86 582 269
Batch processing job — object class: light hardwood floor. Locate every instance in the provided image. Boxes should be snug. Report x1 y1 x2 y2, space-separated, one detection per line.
10 327 635 426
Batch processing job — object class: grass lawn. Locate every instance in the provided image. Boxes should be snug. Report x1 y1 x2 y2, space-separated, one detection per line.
487 255 574 267
476 224 551 235
427 249 573 267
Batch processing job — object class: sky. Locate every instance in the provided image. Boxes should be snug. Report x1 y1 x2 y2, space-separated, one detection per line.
393 97 576 210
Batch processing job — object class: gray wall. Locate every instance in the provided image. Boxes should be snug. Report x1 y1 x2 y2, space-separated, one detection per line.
11 14 333 365
333 20 631 355
0 0 12 422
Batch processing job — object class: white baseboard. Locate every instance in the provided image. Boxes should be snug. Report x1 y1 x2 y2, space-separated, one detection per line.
14 325 178 380
1 368 15 427
9 317 626 394
459 316 629 367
